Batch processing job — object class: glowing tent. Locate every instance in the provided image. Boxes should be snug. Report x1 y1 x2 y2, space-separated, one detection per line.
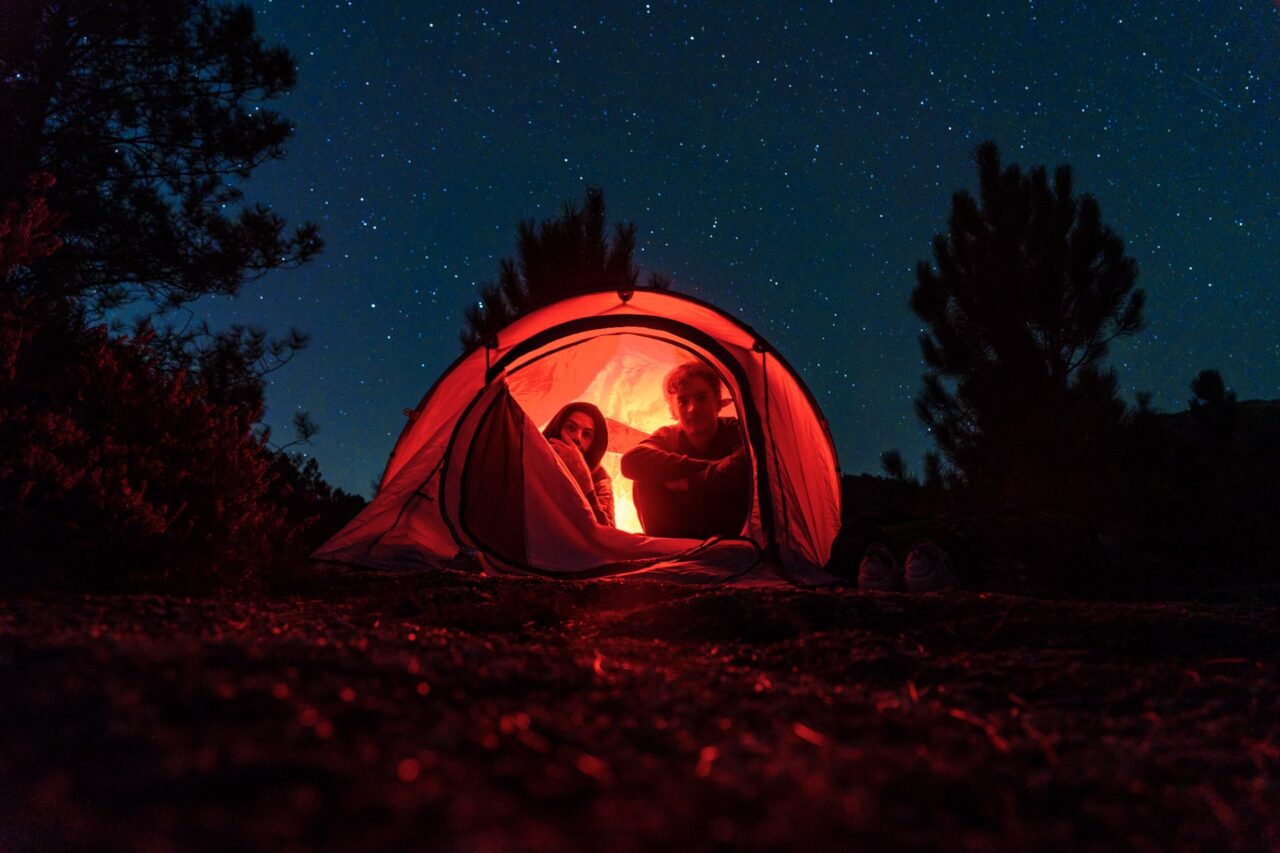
313 289 841 583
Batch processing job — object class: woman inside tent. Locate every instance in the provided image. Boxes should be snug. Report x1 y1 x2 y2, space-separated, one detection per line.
543 402 615 527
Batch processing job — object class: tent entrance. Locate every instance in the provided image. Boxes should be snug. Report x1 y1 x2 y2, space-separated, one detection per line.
486 313 779 548
450 377 761 578
500 332 747 535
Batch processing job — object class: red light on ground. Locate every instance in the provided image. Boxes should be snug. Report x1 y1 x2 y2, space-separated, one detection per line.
396 758 420 782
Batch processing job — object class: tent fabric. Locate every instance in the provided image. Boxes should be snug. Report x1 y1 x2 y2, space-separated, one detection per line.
313 289 842 582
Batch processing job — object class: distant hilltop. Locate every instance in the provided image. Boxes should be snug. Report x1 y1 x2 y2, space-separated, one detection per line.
844 398 1280 517
1154 398 1280 449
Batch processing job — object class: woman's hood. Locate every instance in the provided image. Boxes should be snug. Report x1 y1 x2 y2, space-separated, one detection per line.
543 401 609 469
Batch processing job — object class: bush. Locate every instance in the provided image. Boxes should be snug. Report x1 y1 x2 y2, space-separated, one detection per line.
0 296 301 591
265 452 367 554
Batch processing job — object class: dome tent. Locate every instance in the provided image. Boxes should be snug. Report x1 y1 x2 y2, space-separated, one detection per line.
313 289 841 583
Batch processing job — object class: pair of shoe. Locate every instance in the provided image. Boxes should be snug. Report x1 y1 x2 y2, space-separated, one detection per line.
858 540 957 593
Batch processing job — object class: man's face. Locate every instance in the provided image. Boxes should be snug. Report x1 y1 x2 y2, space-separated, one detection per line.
671 377 719 439
559 411 595 455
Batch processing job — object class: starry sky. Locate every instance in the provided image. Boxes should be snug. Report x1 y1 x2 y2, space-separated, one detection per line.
203 1 1280 497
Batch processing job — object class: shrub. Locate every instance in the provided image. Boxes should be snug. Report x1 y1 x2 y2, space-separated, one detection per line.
264 452 367 554
0 296 301 591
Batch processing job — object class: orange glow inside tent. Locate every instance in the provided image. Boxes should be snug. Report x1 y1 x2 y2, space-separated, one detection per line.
517 335 739 534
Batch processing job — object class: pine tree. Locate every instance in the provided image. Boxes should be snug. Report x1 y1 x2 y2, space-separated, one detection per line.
0 0 321 311
911 141 1145 510
461 187 668 350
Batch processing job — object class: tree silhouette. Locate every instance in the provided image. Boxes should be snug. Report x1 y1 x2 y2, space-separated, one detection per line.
0 0 321 312
911 141 1145 510
461 187 669 351
0 4 359 588
879 449 909 483
1189 368 1237 454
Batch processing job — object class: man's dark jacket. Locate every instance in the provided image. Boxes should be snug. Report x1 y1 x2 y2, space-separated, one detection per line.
620 417 749 539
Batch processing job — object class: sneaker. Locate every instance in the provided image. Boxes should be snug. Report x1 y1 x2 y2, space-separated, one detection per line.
904 539 957 592
858 543 903 592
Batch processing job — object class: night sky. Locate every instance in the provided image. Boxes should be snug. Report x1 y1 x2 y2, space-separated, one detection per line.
204 1 1280 497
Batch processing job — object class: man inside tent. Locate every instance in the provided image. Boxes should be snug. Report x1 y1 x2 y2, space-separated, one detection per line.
621 362 750 539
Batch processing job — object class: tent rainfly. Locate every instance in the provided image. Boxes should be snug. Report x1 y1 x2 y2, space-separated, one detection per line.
314 289 842 583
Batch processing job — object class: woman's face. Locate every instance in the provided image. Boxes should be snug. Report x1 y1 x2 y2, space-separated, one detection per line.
559 410 595 455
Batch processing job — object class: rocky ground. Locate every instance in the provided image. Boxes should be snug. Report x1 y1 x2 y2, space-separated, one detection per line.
2 568 1277 851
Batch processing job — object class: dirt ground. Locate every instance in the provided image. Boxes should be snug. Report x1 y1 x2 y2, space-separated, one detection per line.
2 568 1277 851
